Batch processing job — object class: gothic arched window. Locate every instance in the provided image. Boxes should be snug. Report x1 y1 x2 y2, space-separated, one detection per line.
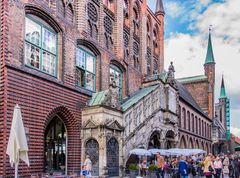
153 26 159 54
123 0 129 27
87 1 99 40
25 16 58 76
146 20 151 47
133 7 139 36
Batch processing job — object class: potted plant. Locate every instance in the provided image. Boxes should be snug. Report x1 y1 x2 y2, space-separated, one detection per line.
128 163 138 178
148 164 158 178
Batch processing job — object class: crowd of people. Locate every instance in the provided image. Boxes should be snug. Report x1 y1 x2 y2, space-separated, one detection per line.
140 152 240 178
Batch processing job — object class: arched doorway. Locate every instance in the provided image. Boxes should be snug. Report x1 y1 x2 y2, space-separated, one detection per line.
180 136 187 148
165 130 175 149
45 116 66 173
148 131 161 149
85 139 99 176
107 137 119 177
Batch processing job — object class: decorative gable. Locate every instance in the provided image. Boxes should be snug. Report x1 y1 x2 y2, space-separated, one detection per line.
83 118 99 129
106 120 124 131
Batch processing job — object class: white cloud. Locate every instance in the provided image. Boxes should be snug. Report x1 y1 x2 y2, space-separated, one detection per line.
164 0 240 129
231 126 240 138
165 1 185 18
196 0 240 45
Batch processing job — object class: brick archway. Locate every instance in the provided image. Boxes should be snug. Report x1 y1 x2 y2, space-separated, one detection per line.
44 106 81 174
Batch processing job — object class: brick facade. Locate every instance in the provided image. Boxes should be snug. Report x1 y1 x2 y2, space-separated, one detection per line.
1 0 164 177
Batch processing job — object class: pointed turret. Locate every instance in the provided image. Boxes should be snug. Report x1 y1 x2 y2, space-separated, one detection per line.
220 76 227 99
205 28 215 64
155 0 165 15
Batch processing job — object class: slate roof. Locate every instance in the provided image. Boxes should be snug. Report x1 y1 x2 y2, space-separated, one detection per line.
175 80 208 118
155 0 165 14
121 85 158 112
177 75 207 83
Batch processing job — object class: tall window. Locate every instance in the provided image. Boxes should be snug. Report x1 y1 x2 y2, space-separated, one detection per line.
133 8 139 36
76 48 96 91
25 17 57 76
109 65 122 98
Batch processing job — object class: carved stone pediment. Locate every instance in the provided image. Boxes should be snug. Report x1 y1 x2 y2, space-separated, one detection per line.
106 120 123 131
83 119 99 129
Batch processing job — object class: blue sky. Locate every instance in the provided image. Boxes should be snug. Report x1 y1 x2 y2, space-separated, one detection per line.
148 0 240 137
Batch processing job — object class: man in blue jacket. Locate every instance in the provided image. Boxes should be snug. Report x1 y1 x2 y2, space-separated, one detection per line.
179 156 188 178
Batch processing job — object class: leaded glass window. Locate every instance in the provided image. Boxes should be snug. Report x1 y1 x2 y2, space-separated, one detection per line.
76 48 96 91
25 17 57 76
109 65 122 98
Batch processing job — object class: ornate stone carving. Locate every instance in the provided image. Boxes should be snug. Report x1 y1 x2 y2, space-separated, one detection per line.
102 81 121 110
166 61 176 86
83 118 99 129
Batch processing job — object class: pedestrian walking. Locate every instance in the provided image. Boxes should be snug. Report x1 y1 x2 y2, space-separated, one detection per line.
203 155 215 178
213 156 222 178
233 156 240 178
156 152 165 178
223 155 230 178
81 155 92 178
179 156 188 178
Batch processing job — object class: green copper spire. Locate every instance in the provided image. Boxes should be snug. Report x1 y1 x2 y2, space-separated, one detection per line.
205 28 215 64
220 76 227 99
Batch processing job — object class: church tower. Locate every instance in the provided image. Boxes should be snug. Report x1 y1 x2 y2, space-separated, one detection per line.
204 28 216 119
155 0 165 72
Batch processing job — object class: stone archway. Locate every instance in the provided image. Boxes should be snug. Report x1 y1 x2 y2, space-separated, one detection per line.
180 136 187 148
189 138 194 149
148 131 161 149
165 130 175 149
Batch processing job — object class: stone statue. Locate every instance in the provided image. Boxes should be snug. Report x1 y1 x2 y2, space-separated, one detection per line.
167 61 175 85
102 80 121 110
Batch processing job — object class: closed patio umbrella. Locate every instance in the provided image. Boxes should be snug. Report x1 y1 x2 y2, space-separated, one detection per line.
6 104 30 178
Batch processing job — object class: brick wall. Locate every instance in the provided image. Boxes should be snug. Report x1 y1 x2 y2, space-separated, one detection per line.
3 66 90 177
182 80 209 114
0 0 9 176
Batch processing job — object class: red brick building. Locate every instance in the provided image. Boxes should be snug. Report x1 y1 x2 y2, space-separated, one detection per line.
0 0 164 177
